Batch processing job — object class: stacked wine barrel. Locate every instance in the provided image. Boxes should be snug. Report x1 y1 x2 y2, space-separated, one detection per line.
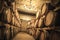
0 0 21 40
0 0 60 40
37 0 60 40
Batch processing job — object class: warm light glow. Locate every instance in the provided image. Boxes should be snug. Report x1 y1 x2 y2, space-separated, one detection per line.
21 17 31 21
24 5 33 10
19 13 35 21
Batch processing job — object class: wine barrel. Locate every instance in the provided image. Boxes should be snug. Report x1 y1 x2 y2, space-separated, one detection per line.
39 31 45 40
39 31 49 40
39 31 60 40
41 3 48 16
36 3 48 18
12 32 35 40
44 11 56 26
49 31 60 40
44 9 60 26
38 16 45 27
4 24 11 40
36 3 48 27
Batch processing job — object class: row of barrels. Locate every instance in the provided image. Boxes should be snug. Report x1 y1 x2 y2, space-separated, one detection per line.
36 3 60 27
36 1 60 40
0 1 21 40
12 30 60 40
0 24 21 40
0 26 60 40
38 30 60 40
